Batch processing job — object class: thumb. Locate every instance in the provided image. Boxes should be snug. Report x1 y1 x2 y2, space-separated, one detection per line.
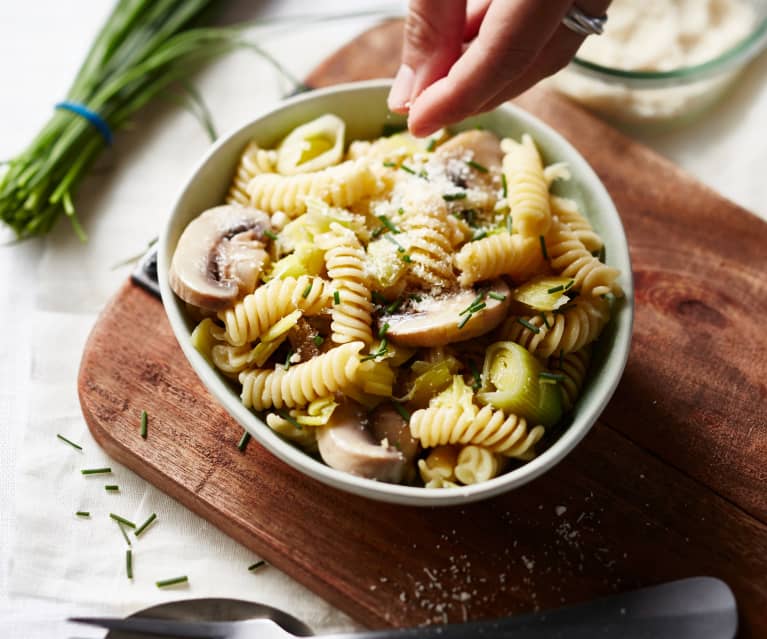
388 0 466 114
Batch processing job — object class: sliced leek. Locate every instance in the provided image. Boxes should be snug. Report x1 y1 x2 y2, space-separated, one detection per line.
276 114 345 175
513 275 574 312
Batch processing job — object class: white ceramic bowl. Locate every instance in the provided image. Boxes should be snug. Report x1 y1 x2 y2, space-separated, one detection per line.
159 80 633 506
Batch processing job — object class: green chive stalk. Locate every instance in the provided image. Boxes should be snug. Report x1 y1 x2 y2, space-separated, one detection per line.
0 0 297 240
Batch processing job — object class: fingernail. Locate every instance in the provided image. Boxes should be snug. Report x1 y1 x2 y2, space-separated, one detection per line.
388 64 415 112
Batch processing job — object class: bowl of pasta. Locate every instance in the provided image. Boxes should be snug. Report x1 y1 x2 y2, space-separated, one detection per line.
158 80 633 506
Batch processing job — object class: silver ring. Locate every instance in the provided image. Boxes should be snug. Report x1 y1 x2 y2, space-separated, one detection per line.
562 4 607 37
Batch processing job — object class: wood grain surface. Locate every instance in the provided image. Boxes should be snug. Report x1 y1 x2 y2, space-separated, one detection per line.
79 20 767 637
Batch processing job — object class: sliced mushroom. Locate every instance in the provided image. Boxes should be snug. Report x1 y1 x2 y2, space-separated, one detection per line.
370 404 420 464
383 279 511 347
317 402 407 483
169 205 271 311
435 130 503 190
288 317 322 361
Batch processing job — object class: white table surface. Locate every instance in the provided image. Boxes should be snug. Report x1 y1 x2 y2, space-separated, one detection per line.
1 2 765 638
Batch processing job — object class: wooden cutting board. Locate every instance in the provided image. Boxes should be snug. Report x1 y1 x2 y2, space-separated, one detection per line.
79 20 767 637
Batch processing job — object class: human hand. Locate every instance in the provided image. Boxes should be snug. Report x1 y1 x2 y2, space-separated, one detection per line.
388 0 612 136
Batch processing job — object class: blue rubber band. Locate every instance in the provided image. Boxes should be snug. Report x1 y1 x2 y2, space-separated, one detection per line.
55 101 113 146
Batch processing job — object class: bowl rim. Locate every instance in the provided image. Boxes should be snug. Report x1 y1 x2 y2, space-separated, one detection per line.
158 79 634 507
571 10 767 87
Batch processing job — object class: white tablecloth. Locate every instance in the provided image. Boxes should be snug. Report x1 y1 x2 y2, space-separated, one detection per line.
1 2 765 638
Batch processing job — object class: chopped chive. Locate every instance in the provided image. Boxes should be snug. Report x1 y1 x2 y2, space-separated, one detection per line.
57 434 83 451
540 372 566 382
426 138 437 152
156 576 188 589
383 160 397 168
466 159 488 173
116 522 132 547
461 208 478 227
506 215 513 233
135 513 158 537
361 339 388 362
547 284 565 294
237 430 251 452
284 349 293 370
333 291 341 305
392 401 411 422
301 281 313 298
371 291 388 306
81 467 112 475
418 169 428 179
140 410 148 439
539 235 549 260
313 335 324 347
488 291 506 301
501 173 508 198
469 361 482 391
371 226 384 238
472 229 487 242
458 313 473 329
248 560 267 572
279 411 302 430
378 322 390 339
377 215 400 234
541 313 551 329
76 511 90 517
443 192 467 202
469 302 486 313
385 297 403 314
516 318 541 334
383 233 405 252
264 229 279 241
126 549 133 579
400 164 416 175
110 513 136 528
105 485 119 492
564 279 575 290
401 253 412 263
397 207 405 216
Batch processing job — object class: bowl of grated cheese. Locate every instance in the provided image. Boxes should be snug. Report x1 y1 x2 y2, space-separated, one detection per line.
158 80 633 506
549 0 767 128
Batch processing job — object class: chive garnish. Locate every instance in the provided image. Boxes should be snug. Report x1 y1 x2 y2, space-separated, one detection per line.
472 229 487 242
547 284 565 294
371 226 384 238
156 576 188 589
377 215 400 234
385 297 403 314
284 349 293 369
76 511 90 517
140 410 148 439
501 173 508 198
461 208 478 227
516 318 541 334
400 164 416 175
110 513 136 528
313 335 324 347
237 430 251 452
57 434 82 451
81 467 112 475
540 372 566 382
378 322 390 339
105 485 119 492
564 279 575 290
541 313 551 329
401 253 412 263
279 411 302 430
371 291 388 306
383 233 405 252
458 314 472 329
248 560 267 572
392 401 411 421
506 215 513 233
539 235 549 260
117 522 132 547
126 549 133 579
333 291 341 305
466 159 488 173
264 229 279 241
469 302 486 313
383 160 397 168
488 291 506 301
135 513 157 537
397 207 405 216
443 192 467 201
301 281 313 298
469 361 482 391
426 138 437 152
361 339 388 362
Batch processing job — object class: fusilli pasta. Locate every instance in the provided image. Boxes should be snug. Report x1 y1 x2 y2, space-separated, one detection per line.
501 134 551 237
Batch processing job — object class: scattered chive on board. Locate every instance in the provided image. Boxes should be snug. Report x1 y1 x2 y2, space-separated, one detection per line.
248 560 267 572
81 467 112 475
156 576 189 589
76 511 90 517
140 410 148 439
105 485 120 492
56 434 83 451
126 549 133 580
135 513 158 537
110 513 136 528
237 430 251 452
117 522 132 547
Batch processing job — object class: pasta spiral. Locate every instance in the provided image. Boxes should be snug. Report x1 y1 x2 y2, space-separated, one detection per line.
501 134 551 237
410 404 545 459
549 345 592 412
247 160 378 216
418 445 460 488
321 224 374 345
402 212 457 289
545 218 621 297
226 141 277 206
500 296 610 358
218 275 332 347
455 445 502 485
455 232 545 287
551 196 603 253
239 341 364 410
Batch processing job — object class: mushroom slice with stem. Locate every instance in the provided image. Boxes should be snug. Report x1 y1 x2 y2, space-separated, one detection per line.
317 402 407 483
383 279 511 348
169 205 272 311
435 129 504 190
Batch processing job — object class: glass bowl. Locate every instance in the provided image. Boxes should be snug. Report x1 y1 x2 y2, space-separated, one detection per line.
549 0 767 129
